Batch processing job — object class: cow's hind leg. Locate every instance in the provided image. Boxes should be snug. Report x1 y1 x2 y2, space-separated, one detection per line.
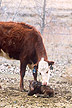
20 61 27 91
0 85 2 89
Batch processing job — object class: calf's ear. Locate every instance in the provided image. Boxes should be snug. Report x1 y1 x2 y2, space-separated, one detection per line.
47 61 54 66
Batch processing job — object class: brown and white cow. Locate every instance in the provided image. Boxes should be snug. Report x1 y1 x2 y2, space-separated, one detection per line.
0 21 54 91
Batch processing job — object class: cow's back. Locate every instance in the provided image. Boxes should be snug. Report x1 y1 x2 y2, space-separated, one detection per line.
0 22 47 63
0 22 38 60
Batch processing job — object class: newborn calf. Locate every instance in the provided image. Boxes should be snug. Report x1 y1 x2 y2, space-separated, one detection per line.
28 80 54 97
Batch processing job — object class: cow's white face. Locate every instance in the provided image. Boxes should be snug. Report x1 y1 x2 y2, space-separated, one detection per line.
38 58 50 85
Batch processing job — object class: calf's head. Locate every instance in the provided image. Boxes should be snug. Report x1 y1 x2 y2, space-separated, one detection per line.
29 80 41 91
28 80 42 96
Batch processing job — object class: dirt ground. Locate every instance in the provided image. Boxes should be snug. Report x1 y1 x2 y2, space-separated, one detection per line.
0 62 72 108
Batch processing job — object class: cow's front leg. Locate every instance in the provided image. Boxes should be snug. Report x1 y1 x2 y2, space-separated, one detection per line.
20 61 26 91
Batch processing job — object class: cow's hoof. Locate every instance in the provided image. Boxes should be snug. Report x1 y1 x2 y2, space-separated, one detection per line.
20 88 28 92
20 88 24 92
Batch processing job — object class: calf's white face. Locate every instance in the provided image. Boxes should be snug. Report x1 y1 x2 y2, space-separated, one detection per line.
38 58 50 85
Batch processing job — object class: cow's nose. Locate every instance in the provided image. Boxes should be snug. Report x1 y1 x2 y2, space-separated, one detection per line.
42 82 47 85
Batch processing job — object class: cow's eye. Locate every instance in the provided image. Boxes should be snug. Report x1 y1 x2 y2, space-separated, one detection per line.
46 71 48 73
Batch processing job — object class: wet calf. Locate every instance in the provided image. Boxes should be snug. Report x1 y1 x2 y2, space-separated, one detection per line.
28 80 54 97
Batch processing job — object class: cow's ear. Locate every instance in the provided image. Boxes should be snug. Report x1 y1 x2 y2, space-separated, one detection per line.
47 61 54 66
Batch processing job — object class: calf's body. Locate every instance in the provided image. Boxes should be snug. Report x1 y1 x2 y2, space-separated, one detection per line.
28 80 54 97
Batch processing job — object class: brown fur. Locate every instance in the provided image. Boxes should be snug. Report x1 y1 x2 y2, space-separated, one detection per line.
0 21 54 91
